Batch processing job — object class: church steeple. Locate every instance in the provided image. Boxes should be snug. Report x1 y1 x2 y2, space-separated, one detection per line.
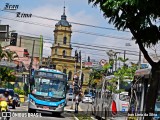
61 6 66 20
56 5 71 27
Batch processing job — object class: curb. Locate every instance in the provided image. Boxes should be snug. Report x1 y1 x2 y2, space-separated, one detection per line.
73 114 79 120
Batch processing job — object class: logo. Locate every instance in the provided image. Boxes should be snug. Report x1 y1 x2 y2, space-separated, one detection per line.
4 3 19 10
17 12 32 18
2 112 11 118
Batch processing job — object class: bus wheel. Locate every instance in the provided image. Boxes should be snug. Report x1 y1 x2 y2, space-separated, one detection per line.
28 108 36 113
52 112 61 117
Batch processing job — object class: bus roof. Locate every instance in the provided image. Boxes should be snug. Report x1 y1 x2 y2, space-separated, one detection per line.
135 68 151 77
37 68 65 74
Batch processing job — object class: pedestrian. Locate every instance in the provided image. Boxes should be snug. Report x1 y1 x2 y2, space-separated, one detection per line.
75 93 79 113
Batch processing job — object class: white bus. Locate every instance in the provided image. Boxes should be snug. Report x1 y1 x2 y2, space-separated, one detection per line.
92 75 132 120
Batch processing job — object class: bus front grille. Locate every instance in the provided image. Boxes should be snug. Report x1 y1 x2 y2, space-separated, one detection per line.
36 104 57 110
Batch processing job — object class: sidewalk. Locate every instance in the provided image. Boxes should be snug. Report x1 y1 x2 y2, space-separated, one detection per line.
64 104 83 112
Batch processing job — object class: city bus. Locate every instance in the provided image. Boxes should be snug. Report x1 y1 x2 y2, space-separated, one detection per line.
28 68 68 116
92 75 132 120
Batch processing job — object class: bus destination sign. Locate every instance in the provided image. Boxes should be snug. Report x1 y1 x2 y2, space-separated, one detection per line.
35 71 64 79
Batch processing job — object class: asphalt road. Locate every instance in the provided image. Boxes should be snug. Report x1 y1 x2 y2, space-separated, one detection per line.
1 100 97 120
7 102 74 120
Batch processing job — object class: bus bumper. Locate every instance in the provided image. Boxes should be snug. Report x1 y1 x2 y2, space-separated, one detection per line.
28 101 64 112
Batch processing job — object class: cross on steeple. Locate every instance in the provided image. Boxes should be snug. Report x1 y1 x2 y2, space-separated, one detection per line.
63 1 65 15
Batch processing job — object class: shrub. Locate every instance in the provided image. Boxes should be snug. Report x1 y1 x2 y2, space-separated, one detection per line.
14 88 26 95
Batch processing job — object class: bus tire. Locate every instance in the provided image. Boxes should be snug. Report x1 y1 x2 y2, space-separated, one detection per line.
52 112 61 117
28 108 36 113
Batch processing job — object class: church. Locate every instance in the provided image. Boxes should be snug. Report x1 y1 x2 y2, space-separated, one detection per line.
42 7 90 86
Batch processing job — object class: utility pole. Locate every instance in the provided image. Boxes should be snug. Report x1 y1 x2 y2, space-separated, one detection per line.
79 51 82 87
39 35 43 67
71 50 78 109
29 40 35 93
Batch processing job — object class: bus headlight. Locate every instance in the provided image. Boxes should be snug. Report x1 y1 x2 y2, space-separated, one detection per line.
58 103 64 108
30 99 35 105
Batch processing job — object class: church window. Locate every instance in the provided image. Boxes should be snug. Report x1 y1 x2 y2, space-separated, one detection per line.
62 50 66 58
63 36 67 44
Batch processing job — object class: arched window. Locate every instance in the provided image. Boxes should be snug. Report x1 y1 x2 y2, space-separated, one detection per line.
62 50 66 58
55 48 57 54
68 71 72 81
63 69 67 74
63 36 67 44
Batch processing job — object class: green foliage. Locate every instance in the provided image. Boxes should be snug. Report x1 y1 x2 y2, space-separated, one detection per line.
14 88 26 95
76 113 92 120
106 59 137 93
0 44 18 62
0 66 16 84
88 0 160 47
89 63 111 87
5 51 18 62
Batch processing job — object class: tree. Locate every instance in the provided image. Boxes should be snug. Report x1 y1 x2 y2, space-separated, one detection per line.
88 0 160 119
89 63 111 88
107 58 137 92
5 50 18 62
0 66 16 87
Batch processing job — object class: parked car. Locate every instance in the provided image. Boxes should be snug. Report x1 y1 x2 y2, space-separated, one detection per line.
13 93 20 107
82 94 93 103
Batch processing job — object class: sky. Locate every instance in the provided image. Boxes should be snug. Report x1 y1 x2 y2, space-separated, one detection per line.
0 0 159 64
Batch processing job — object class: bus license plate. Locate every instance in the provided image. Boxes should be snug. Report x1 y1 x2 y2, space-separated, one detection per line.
43 106 49 109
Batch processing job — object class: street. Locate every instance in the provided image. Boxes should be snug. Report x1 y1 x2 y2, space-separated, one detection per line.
7 101 95 120
8 101 74 120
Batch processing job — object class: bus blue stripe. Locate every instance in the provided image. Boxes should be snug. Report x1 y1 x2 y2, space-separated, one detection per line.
30 94 65 106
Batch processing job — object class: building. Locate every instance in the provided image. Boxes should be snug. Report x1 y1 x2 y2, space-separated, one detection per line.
43 7 90 85
1 34 43 60
3 46 39 70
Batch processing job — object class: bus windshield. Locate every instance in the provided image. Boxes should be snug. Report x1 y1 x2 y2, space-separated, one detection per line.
32 77 66 98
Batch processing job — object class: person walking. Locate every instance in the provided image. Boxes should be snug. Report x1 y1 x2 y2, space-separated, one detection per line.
75 93 79 113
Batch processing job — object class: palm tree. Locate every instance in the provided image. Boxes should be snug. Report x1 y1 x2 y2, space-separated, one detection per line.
0 44 6 61
118 57 129 67
5 50 18 62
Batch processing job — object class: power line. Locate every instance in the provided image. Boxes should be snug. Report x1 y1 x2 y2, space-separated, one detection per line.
16 39 141 57
17 34 139 54
1 9 130 32
17 30 135 50
0 16 131 41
